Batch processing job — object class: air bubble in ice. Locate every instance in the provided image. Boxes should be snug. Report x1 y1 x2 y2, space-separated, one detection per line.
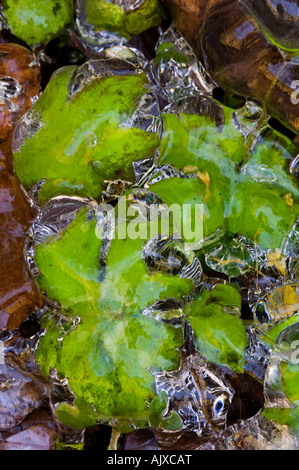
142 298 184 326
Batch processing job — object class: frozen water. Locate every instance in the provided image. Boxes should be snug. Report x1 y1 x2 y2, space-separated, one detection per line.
24 196 97 278
253 283 299 330
143 234 202 287
264 321 299 409
154 353 234 436
150 26 214 104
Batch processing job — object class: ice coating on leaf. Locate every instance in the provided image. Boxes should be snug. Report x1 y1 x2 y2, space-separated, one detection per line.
148 94 299 253
142 235 202 287
3 0 74 46
33 194 201 431
13 48 160 205
37 310 185 431
24 196 98 279
183 284 248 373
75 0 164 48
205 233 269 278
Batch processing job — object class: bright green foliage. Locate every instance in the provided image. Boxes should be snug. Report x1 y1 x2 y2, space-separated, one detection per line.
37 310 184 430
150 101 299 252
84 0 164 38
35 205 194 431
263 404 299 440
13 66 159 205
184 284 248 372
3 0 74 46
35 208 102 317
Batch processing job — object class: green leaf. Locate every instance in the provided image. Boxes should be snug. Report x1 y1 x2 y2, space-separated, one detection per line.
13 66 159 204
148 391 182 431
149 97 299 252
3 0 74 46
184 284 247 372
161 411 183 431
84 0 164 38
262 316 299 348
35 208 102 317
34 199 195 430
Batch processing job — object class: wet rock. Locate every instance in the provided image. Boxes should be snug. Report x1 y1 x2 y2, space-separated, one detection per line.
0 353 49 431
240 0 299 51
0 408 57 450
0 171 43 330
120 428 205 450
0 43 40 171
0 424 56 450
162 0 299 133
